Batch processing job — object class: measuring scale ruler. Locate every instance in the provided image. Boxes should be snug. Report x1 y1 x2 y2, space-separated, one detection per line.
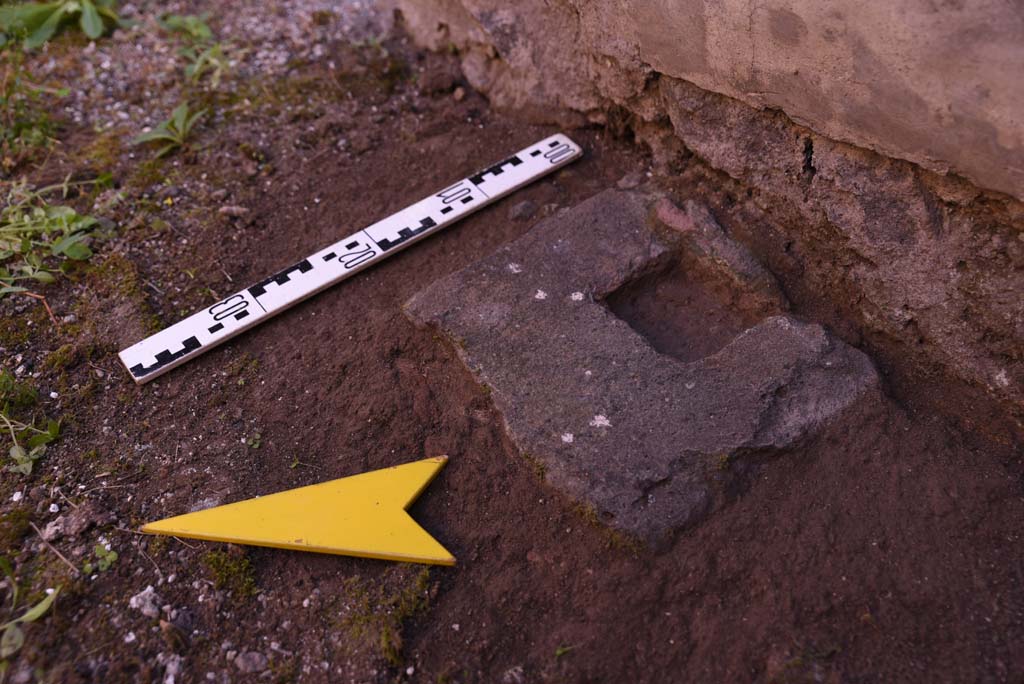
119 134 583 384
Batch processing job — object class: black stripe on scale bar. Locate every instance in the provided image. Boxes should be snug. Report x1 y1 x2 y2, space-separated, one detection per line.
248 259 314 297
130 336 201 377
373 217 437 252
207 310 247 335
323 241 361 262
468 155 523 185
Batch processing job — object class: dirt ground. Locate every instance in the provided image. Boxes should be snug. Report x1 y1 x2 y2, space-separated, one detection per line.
1 2 1022 683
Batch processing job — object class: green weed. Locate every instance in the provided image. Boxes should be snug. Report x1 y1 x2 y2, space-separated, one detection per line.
158 13 212 43
0 0 125 50
181 42 231 89
0 177 110 298
1 370 61 476
0 557 60 672
132 103 204 158
159 12 236 90
81 540 117 574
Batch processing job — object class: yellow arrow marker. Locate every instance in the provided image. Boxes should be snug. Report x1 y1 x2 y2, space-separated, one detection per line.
142 456 455 565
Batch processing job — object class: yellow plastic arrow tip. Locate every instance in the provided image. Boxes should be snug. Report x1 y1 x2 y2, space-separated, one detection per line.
140 456 455 566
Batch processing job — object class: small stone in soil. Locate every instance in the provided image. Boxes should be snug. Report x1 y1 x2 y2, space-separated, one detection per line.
349 132 374 155
234 651 268 673
502 665 526 684
509 199 538 221
129 585 162 619
218 205 249 217
41 518 63 541
617 172 644 189
241 159 260 177
156 185 181 199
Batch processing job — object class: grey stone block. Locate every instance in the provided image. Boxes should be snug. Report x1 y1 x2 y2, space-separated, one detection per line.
406 190 879 543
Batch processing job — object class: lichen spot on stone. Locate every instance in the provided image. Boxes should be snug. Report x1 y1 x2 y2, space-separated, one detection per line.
508 263 523 274
535 289 548 300
570 291 584 301
589 414 611 428
561 433 574 443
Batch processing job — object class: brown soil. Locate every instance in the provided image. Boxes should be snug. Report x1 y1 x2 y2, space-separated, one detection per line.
0 4 1021 684
607 258 770 363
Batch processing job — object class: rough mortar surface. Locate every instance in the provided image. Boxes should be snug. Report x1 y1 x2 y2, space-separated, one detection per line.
395 0 1024 200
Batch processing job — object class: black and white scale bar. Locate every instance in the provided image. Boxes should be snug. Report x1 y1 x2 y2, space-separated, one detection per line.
118 133 583 384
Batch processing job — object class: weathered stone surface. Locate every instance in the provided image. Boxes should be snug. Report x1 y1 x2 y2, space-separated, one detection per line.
395 0 1024 201
406 191 879 542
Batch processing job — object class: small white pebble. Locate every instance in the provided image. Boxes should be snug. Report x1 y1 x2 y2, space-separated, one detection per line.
49 391 59 399
11 492 23 502
302 598 310 608
589 415 611 428
49 503 59 513
561 433 574 444
124 631 137 644
570 292 584 301
451 623 460 632
534 290 547 300
406 667 415 676
507 263 523 274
